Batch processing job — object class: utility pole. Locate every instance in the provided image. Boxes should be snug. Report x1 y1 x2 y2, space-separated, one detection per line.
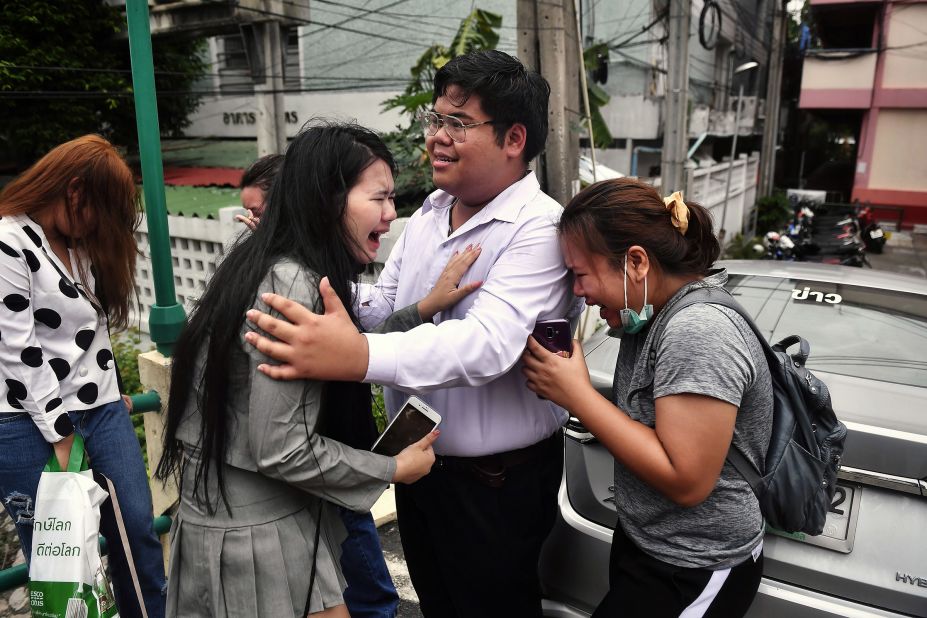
757 0 788 201
661 0 690 194
244 20 288 156
517 0 581 205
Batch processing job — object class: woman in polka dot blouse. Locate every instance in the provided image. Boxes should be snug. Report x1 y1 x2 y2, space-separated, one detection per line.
0 135 166 617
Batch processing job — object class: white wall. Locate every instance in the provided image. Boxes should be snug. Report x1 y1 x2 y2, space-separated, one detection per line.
184 91 405 138
686 153 761 235
600 94 662 140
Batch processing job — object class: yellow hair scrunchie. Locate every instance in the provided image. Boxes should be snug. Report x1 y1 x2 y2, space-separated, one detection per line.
663 191 689 236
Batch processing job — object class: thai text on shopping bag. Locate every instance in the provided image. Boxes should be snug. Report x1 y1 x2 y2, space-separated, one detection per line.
29 433 119 618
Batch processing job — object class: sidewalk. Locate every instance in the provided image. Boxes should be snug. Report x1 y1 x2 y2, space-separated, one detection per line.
867 229 927 278
373 488 424 617
372 485 397 527
0 510 29 616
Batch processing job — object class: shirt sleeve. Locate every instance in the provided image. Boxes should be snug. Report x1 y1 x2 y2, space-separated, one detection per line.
243 262 395 511
370 304 423 334
0 237 70 442
653 304 757 407
363 216 569 392
356 223 407 331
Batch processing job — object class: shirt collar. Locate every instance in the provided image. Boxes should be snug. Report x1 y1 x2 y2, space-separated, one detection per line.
10 214 102 311
422 171 541 224
662 268 730 311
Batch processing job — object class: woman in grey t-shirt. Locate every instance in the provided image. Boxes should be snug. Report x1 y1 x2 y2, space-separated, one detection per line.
523 178 773 617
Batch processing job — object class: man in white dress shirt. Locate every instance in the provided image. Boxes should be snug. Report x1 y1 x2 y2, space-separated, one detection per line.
246 51 577 617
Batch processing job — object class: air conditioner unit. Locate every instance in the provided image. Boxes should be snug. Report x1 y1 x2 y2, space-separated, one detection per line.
731 96 757 132
708 109 735 135
689 104 710 136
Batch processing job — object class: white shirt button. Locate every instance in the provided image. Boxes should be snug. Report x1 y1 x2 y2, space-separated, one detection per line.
79 367 89 377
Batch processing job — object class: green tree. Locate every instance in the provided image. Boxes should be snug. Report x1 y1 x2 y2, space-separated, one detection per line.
755 190 793 234
0 0 207 166
382 9 502 118
583 42 613 149
722 233 765 260
381 8 502 215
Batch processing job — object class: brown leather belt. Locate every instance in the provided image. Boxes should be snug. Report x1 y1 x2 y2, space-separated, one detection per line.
434 431 562 488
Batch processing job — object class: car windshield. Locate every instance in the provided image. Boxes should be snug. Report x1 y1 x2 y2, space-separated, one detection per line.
726 275 927 388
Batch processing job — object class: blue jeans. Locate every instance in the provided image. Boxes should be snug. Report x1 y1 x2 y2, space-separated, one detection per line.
0 401 167 618
339 507 399 618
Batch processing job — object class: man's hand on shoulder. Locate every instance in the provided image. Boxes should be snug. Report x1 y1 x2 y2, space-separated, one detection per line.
245 277 370 381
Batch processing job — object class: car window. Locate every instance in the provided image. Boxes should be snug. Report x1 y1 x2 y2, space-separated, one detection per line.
726 275 927 388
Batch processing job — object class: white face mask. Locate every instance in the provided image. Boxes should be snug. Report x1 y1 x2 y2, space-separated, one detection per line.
619 253 653 335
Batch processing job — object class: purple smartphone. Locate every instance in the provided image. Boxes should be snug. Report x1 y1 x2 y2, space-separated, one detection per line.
531 319 572 356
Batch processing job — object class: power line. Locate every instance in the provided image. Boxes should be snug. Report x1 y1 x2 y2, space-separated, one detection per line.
0 83 406 100
610 48 667 74
714 0 770 55
306 2 457 41
295 0 419 39
599 3 648 32
886 38 927 51
608 10 668 50
0 63 412 83
233 3 428 48
889 14 927 40
306 39 400 74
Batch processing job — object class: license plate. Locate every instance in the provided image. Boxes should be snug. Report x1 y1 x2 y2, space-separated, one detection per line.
819 484 854 540
767 483 861 553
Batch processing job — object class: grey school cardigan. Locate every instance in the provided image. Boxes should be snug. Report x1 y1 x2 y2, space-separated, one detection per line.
166 260 423 617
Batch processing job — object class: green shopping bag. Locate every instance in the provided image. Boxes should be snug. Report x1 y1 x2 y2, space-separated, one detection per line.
29 433 119 618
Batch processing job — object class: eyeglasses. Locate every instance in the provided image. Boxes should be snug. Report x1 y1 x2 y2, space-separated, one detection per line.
418 111 500 143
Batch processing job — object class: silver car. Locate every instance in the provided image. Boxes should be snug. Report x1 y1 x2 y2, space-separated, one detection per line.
540 260 927 617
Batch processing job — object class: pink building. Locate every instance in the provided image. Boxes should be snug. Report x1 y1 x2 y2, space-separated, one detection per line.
800 0 927 227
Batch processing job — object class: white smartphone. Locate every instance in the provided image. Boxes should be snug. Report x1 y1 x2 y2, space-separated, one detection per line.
371 396 442 457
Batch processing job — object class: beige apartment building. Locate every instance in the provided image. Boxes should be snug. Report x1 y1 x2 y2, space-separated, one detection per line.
800 0 927 227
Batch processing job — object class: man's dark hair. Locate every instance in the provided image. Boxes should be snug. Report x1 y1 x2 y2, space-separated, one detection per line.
240 153 284 192
433 50 550 163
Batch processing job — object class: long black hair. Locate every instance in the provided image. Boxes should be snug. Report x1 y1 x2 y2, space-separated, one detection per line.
240 153 283 192
156 121 396 512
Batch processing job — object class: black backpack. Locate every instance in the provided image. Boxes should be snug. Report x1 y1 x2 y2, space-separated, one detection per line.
651 285 847 535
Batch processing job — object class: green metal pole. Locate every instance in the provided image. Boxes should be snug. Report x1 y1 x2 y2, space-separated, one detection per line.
129 390 162 414
0 564 26 592
125 0 185 356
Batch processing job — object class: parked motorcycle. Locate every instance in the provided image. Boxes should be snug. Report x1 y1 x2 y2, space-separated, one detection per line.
762 200 873 268
857 205 888 254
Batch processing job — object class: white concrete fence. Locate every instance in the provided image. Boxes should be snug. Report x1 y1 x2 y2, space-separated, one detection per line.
685 153 760 237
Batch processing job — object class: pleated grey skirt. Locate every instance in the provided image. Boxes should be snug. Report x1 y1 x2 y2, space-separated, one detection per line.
165 461 348 617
